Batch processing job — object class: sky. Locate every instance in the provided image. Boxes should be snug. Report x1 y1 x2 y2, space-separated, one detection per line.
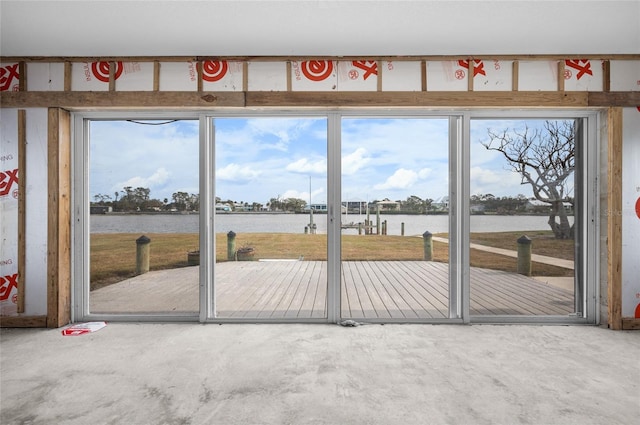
89 117 573 206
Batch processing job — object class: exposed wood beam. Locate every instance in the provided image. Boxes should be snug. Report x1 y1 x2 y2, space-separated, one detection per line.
3 54 639 63
47 108 72 328
246 91 589 108
588 92 640 107
0 316 48 328
17 110 26 313
607 107 623 330
0 91 246 108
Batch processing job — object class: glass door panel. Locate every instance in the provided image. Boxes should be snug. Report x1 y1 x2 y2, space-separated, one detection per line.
341 118 451 320
469 119 577 316
214 117 328 319
88 119 200 314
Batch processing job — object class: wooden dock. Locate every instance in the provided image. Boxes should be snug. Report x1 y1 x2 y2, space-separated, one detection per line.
90 261 574 319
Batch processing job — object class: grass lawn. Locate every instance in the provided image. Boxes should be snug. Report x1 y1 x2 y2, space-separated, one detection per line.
90 231 574 290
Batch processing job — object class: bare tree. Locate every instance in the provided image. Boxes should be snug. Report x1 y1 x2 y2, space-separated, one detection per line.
482 120 575 239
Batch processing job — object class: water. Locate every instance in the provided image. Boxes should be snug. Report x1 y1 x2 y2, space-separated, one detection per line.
90 213 561 235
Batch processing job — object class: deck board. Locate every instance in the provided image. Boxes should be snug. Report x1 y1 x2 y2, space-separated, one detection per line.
91 261 574 319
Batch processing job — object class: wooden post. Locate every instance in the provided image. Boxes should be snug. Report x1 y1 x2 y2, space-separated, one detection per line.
382 220 387 235
401 222 405 236
517 235 532 276
422 231 433 261
376 205 381 235
358 222 363 235
227 231 236 261
135 235 151 275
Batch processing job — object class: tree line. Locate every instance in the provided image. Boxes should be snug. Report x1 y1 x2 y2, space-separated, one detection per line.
92 186 199 212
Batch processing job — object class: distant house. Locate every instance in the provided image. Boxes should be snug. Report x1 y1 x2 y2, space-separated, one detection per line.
370 199 399 212
215 203 231 212
432 196 449 212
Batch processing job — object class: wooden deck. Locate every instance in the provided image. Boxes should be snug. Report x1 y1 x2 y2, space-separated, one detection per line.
90 261 574 319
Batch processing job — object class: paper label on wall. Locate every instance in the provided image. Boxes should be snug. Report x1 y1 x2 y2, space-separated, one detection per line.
0 109 19 316
115 62 154 91
382 61 422 91
610 60 640 91
622 107 640 319
337 61 378 91
426 61 467 91
473 60 513 92
518 61 558 91
0 63 20 92
292 60 337 91
26 63 65 91
247 62 287 91
563 59 603 91
201 60 243 91
159 62 198 91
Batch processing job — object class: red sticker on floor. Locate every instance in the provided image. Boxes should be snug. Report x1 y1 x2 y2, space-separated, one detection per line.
636 197 640 219
62 321 107 336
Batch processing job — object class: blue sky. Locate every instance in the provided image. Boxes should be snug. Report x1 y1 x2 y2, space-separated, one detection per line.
89 117 569 206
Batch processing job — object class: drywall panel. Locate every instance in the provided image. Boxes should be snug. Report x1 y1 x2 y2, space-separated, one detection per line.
201 60 244 92
336 61 378 91
0 62 20 92
426 61 468 91
0 108 48 317
247 62 287 91
622 107 640 319
610 60 640 91
473 60 512 92
71 62 110 91
26 63 65 91
382 61 422 91
518 61 558 91
159 62 198 91
563 59 603 91
115 62 155 91
292 60 337 91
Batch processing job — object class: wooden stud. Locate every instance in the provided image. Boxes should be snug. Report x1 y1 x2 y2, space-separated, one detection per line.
421 61 427 91
468 59 474 92
603 60 611 92
196 61 203 92
512 61 519 92
153 61 160 91
607 107 623 330
19 61 26 91
242 61 249 92
286 61 292 92
47 108 72 328
63 62 71 91
17 110 26 314
557 60 565 92
108 61 116 92
377 61 383 92
588 92 640 107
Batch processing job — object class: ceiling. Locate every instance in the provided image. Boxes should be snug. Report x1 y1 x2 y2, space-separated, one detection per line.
1 1 639 58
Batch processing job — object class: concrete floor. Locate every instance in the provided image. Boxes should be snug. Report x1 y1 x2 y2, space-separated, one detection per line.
1 324 638 425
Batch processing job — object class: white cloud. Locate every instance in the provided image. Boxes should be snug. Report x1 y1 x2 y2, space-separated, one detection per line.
374 168 419 190
470 166 524 196
418 168 432 179
286 158 327 174
114 167 170 191
217 163 261 182
342 147 370 175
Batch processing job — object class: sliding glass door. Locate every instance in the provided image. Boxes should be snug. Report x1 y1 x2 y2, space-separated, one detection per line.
74 111 597 324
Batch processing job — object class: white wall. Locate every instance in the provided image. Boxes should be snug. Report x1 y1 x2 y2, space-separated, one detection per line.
1 1 639 57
